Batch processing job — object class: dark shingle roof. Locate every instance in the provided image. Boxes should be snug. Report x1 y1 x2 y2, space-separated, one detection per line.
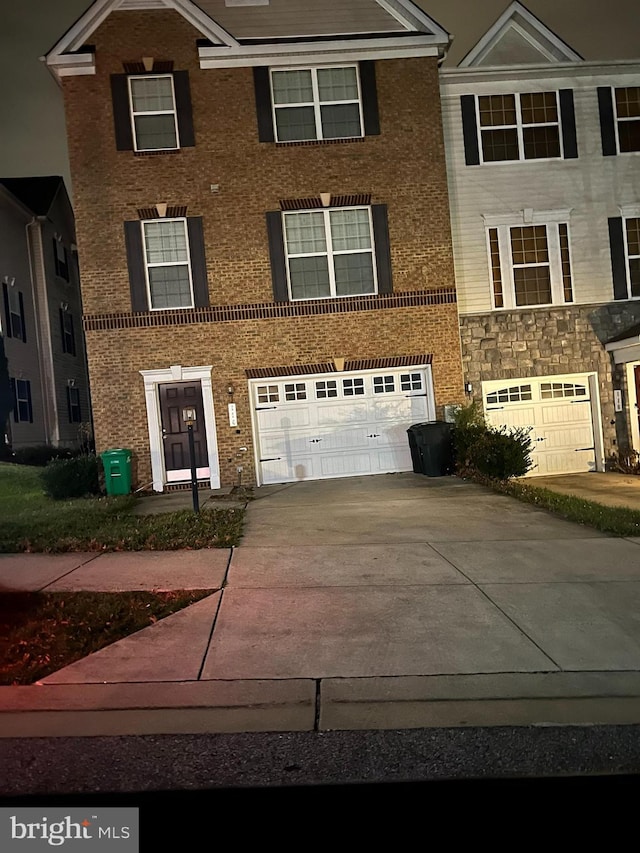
0 176 64 216
608 323 640 345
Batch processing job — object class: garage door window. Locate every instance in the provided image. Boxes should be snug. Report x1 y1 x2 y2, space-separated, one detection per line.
401 373 423 391
343 377 365 395
540 382 587 399
486 384 532 404
284 382 307 400
373 375 395 393
257 385 279 403
316 380 338 398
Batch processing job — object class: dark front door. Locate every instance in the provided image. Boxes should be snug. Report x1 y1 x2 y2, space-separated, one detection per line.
159 381 209 481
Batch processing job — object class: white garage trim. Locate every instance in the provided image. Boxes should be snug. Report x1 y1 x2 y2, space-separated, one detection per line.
250 364 435 486
139 365 220 492
482 372 604 476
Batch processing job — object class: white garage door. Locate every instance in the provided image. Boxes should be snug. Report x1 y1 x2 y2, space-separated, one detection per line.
252 366 434 484
483 375 597 477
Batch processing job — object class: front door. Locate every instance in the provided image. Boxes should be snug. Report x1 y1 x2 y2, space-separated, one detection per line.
159 381 209 482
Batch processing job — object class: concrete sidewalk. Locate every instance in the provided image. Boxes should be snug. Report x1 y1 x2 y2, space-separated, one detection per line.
3 472 640 737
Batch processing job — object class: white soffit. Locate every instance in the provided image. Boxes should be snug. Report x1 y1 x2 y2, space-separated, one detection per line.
458 1 582 68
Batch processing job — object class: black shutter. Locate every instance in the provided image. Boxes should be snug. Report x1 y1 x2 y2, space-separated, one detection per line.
598 87 617 156
110 74 134 151
174 70 195 148
253 67 275 142
266 211 288 302
26 381 33 423
609 217 629 300
360 61 380 136
372 204 393 295
10 379 17 422
69 314 76 356
2 283 11 338
186 217 209 308
559 89 578 159
52 238 60 276
461 95 480 166
123 221 149 312
59 308 66 353
18 292 26 343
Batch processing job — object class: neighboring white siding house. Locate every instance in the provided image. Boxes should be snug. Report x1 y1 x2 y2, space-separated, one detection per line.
440 1 640 475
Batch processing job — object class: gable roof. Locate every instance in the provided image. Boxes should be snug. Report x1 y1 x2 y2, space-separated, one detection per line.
457 1 582 67
45 0 450 78
0 177 65 217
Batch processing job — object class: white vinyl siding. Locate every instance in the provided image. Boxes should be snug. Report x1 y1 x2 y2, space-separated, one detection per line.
440 67 640 314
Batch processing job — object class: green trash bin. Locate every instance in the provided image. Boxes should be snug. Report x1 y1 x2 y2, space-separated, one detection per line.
100 448 132 495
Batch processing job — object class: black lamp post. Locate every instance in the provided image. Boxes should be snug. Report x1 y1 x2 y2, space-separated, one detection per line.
182 407 199 514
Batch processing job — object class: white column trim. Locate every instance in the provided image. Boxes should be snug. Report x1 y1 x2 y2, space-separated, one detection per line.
139 365 220 492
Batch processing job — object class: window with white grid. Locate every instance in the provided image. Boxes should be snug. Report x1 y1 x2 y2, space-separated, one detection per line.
128 75 179 151
283 207 376 300
142 218 194 310
476 92 562 163
270 66 363 142
614 87 640 153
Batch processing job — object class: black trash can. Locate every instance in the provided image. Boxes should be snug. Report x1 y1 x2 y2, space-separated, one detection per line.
407 421 454 476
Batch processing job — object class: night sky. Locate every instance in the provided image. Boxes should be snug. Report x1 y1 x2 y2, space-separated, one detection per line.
1 0 638 194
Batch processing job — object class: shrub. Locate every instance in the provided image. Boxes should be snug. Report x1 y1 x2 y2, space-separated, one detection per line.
12 445 77 467
606 450 640 475
467 425 534 480
451 400 488 472
41 455 103 500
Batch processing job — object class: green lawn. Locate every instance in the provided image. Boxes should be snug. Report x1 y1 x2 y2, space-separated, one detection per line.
0 462 244 552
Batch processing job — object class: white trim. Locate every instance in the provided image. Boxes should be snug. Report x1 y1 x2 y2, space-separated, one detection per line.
128 74 180 152
141 218 195 310
459 1 582 68
483 208 573 227
625 362 640 453
620 204 640 218
139 365 220 492
375 0 449 37
198 37 443 69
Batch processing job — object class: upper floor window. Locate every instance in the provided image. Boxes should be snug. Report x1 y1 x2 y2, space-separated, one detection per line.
270 66 363 142
253 62 380 144
461 90 577 165
53 238 69 281
142 219 194 309
487 221 574 309
599 86 640 156
283 207 376 300
11 379 33 423
59 307 76 356
124 215 209 313
2 282 26 342
67 386 82 423
609 215 640 300
128 75 178 151
110 71 195 153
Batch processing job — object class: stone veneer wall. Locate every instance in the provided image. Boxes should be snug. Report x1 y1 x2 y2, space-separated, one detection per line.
459 302 640 460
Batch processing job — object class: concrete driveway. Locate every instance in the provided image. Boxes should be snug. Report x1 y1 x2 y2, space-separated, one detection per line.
27 472 640 735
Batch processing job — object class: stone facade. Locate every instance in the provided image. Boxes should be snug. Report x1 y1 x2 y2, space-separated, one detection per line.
460 302 640 460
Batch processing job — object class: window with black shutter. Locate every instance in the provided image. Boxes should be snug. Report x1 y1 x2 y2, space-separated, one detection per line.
110 70 195 152
2 283 26 341
67 386 82 423
255 61 380 143
53 238 69 280
60 308 76 356
124 216 209 311
609 216 640 300
266 203 392 301
12 379 33 423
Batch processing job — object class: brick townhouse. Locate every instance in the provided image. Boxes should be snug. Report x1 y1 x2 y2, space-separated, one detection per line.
46 0 464 490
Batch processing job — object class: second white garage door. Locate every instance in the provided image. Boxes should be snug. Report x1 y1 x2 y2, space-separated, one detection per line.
483 374 598 476
252 365 434 485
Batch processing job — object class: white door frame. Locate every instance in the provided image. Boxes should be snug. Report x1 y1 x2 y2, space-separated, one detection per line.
625 362 640 454
140 365 220 492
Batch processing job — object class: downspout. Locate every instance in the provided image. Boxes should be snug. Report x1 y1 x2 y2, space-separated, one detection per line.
25 217 59 445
